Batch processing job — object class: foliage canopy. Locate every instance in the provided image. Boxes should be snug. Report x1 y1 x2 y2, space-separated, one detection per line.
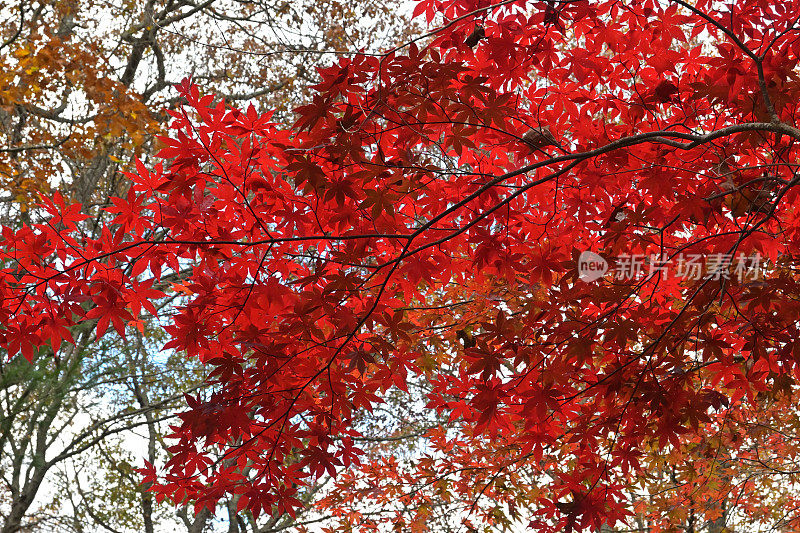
5 0 800 531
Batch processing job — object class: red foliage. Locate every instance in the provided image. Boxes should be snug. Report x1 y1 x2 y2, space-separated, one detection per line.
4 0 800 530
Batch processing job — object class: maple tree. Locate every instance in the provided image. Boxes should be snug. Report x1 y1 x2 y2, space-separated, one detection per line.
4 0 800 531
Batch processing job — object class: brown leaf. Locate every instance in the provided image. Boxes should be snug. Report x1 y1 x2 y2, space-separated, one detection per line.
521 126 557 151
464 25 485 48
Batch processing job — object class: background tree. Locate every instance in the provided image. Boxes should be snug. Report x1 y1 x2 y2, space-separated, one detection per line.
0 0 417 207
